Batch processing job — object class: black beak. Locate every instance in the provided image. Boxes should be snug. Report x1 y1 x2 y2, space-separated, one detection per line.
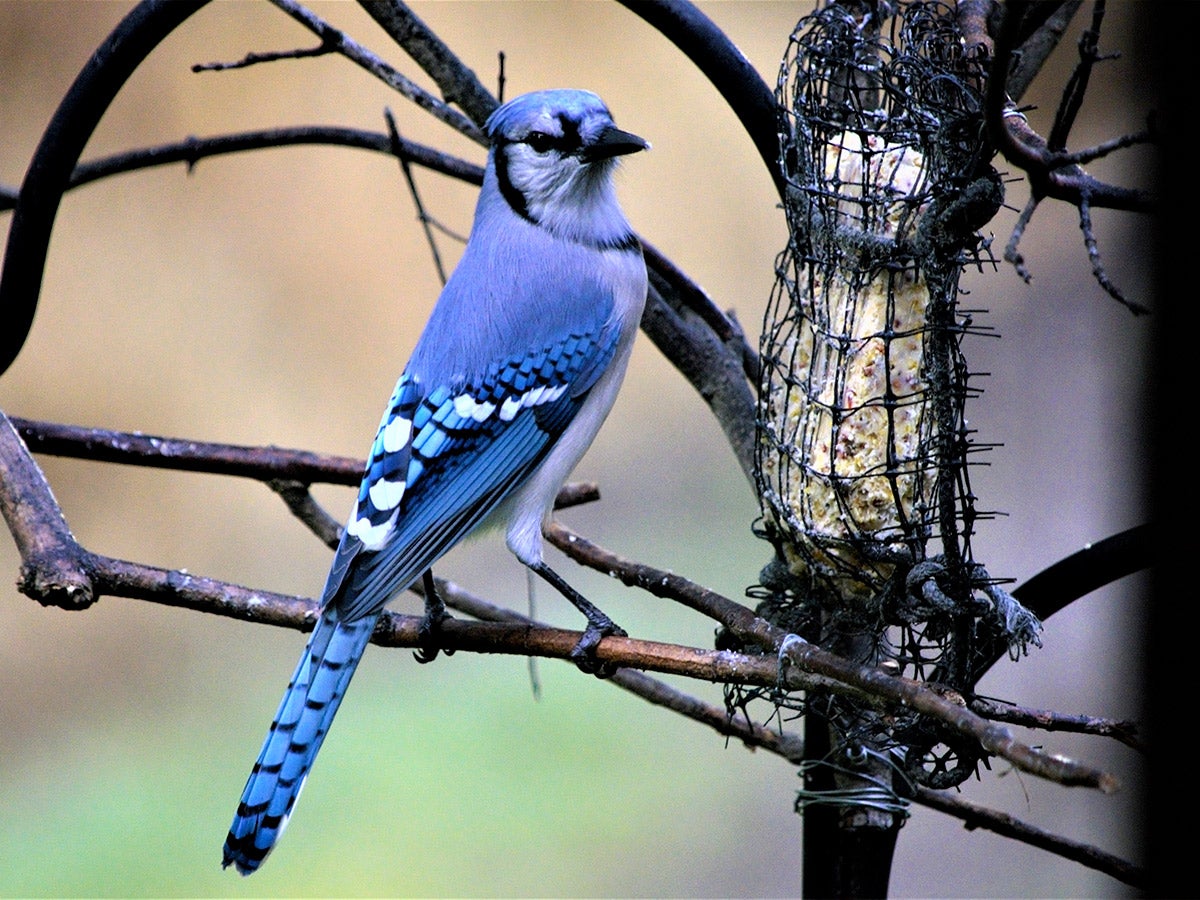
581 125 650 162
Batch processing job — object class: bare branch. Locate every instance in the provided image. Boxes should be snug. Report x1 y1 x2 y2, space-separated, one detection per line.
193 37 336 72
356 0 498 128
1078 192 1147 314
544 520 1119 793
1010 1 1083 103
969 696 1144 753
986 2 1154 215
0 413 95 610
385 109 451 283
614 0 783 201
912 784 1146 888
268 479 344 548
641 241 758 374
546 519 774 646
265 0 484 144
0 127 483 216
1001 192 1038 282
968 1 1155 312
11 416 364 485
11 416 603 517
433 555 1137 878
414 574 807 763
0 0 212 377
2 404 1118 793
4 405 1138 876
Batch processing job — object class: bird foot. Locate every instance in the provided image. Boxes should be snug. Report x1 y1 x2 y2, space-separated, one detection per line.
414 607 455 664
568 619 625 678
415 572 455 664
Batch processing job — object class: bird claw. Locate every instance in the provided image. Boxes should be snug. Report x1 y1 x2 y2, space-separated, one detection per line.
414 608 455 664
568 620 625 678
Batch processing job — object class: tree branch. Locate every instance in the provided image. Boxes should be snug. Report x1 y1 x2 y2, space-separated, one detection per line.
413 573 807 763
192 36 336 71
264 0 484 144
543 520 1120 793
13 412 1147 771
11 416 364 484
969 695 1143 753
984 0 1154 214
356 0 498 128
2 407 1118 795
0 412 95 610
0 127 484 215
912 784 1146 889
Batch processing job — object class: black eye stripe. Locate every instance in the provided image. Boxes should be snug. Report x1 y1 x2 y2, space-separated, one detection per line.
522 114 583 154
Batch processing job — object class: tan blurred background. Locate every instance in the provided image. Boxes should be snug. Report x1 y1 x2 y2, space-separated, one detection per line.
0 2 1151 896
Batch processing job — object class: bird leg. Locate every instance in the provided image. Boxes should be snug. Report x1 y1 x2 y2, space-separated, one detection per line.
528 561 625 677
414 568 455 663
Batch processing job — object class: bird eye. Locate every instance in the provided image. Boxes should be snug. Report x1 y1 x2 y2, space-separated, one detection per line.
524 132 557 154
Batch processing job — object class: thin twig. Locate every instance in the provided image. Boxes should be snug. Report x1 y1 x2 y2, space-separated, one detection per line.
266 0 484 144
969 695 1143 753
1078 193 1146 314
192 38 335 72
1047 0 1105 152
0 127 484 215
412 574 807 763
11 416 600 514
267 479 343 548
356 0 498 129
11 416 364 485
986 1 1154 214
544 520 1119 793
385 108 450 285
912 784 1146 888
1002 190 1038 283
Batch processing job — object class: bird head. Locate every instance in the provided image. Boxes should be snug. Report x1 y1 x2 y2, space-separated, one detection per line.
485 89 648 246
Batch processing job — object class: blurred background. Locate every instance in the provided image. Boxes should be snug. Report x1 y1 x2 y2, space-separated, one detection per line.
0 2 1151 896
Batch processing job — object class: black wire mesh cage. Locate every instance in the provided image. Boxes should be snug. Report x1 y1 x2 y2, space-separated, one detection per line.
753 0 1040 717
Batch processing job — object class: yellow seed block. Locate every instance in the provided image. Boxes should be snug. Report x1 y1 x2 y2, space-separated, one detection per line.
762 131 934 598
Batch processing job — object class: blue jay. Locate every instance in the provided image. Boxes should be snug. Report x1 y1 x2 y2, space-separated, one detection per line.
222 89 648 875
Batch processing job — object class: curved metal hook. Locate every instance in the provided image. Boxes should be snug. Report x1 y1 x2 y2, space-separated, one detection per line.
971 522 1152 682
0 0 211 377
615 0 785 202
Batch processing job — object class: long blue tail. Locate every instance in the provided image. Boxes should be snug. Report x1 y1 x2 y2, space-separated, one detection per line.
222 606 378 875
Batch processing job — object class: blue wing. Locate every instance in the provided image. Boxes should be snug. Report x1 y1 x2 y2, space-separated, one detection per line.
325 313 619 622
